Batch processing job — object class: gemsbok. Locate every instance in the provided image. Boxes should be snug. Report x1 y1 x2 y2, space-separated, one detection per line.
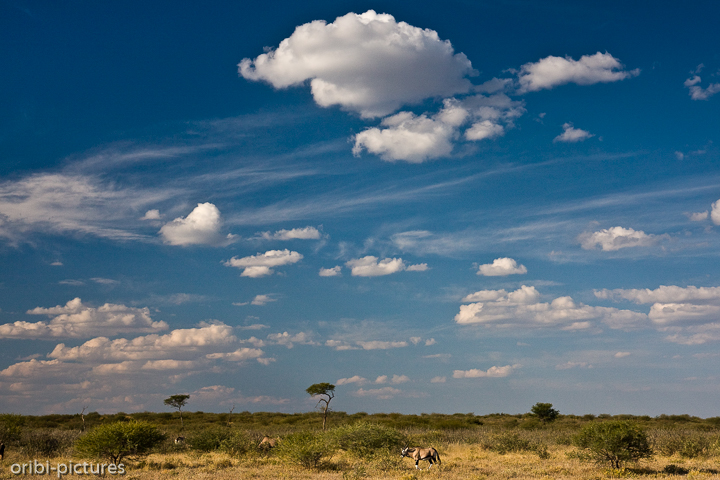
401 446 441 469
259 436 279 449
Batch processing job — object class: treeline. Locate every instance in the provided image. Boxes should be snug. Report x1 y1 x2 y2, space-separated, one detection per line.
3 410 720 433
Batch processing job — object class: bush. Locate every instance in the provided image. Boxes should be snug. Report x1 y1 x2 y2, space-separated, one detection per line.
330 422 406 458
74 421 166 463
530 403 559 423
21 429 79 458
483 431 548 457
219 431 255 457
276 431 332 468
574 421 652 468
0 414 25 445
187 427 231 452
655 430 710 458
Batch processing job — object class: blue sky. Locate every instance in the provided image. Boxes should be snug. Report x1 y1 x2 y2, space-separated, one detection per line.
1 0 720 416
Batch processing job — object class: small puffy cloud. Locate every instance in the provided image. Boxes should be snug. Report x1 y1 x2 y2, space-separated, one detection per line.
352 100 468 162
391 374 410 384
337 375 367 386
462 289 508 303
51 261 63 266
0 298 168 339
712 200 720 225
250 294 277 306
357 340 408 350
688 211 709 221
554 123 594 143
406 263 429 272
319 266 342 277
425 338 436 346
159 203 233 246
266 331 315 348
455 285 648 330
225 249 303 277
453 364 518 378
140 209 161 220
477 257 527 276
675 151 685 160
354 387 401 399
259 226 321 240
430 376 446 383
345 256 406 277
684 68 720 100
59 279 84 286
578 226 658 251
239 10 475 118
555 361 590 370
517 52 639 93
614 352 631 358
375 375 388 384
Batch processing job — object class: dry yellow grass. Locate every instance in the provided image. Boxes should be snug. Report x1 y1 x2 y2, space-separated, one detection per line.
2 444 720 480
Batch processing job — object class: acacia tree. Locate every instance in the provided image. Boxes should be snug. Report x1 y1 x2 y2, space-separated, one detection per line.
530 402 560 423
306 383 335 430
164 394 190 430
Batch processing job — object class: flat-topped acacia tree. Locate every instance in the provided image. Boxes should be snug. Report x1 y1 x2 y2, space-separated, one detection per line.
164 394 190 430
306 383 335 430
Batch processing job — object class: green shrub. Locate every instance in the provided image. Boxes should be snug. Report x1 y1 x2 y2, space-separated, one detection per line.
21 429 79 458
484 432 533 454
74 421 166 463
187 427 232 452
0 414 25 445
276 431 332 468
330 422 406 458
574 421 652 469
530 403 559 423
219 431 255 457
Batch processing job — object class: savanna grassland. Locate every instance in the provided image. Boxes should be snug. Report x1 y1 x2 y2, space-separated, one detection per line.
2 411 720 479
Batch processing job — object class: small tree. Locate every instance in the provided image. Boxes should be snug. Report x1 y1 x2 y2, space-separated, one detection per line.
530 402 559 423
574 421 652 469
164 394 190 430
306 383 335 430
75 421 165 464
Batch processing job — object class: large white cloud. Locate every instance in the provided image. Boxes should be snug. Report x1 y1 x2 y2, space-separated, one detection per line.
455 285 647 330
225 249 303 277
353 94 524 162
578 226 659 251
159 203 234 246
239 10 475 118
352 99 468 162
477 257 527 276
517 52 639 93
0 298 168 339
595 285 720 344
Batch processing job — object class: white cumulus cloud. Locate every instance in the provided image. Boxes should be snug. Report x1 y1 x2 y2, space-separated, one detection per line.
578 226 659 251
159 203 234 246
0 298 168 339
517 52 639 93
684 67 720 100
239 10 475 118
477 257 527 276
259 226 321 240
345 256 406 277
336 375 367 386
225 249 303 277
453 364 518 378
455 285 647 330
319 266 342 277
352 99 468 162
553 123 594 143
711 200 720 225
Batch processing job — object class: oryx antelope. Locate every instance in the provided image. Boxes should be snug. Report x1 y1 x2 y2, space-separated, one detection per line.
259 436 278 449
401 446 441 469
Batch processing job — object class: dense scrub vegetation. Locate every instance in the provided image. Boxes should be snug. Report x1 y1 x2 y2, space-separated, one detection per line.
3 411 720 478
